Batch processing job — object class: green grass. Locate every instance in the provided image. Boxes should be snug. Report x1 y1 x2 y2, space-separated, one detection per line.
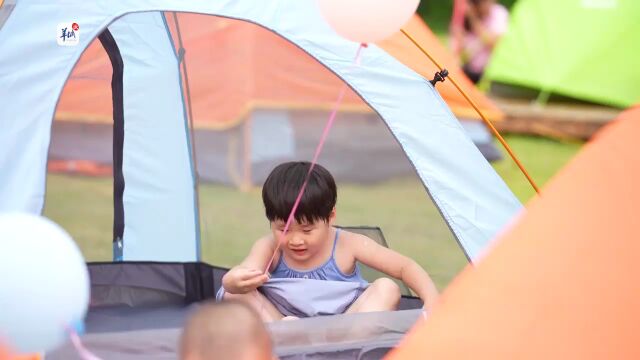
491 135 583 202
44 135 582 289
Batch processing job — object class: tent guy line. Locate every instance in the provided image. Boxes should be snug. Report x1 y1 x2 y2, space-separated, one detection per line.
401 28 540 194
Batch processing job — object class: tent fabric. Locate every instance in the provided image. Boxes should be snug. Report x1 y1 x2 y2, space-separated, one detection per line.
0 0 16 30
46 261 424 360
51 13 505 182
107 13 199 261
386 106 640 359
485 0 640 108
55 14 503 127
81 261 422 329
51 13 504 184
0 0 522 262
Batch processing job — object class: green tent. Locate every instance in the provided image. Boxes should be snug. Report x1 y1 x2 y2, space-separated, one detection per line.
485 0 640 108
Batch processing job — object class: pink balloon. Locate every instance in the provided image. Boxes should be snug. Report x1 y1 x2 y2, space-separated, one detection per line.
317 0 420 44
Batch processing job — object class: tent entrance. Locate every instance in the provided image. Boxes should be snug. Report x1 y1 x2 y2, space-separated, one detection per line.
47 11 473 289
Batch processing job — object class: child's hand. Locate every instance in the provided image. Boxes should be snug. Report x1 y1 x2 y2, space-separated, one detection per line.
225 268 270 294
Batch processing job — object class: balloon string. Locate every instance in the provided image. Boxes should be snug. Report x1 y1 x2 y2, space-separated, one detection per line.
68 328 103 360
263 43 366 275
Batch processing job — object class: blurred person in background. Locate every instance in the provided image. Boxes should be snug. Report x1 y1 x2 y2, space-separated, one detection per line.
451 0 509 83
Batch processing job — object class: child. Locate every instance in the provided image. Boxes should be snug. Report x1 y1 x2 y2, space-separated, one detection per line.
450 0 509 83
218 161 439 321
179 301 275 360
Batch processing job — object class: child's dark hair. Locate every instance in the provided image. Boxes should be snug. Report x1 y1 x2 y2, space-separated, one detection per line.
464 0 486 31
262 161 337 224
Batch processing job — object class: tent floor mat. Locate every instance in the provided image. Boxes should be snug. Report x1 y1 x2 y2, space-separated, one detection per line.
48 308 423 360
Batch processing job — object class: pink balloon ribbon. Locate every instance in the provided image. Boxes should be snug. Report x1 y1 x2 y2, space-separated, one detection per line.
68 327 103 360
263 43 366 274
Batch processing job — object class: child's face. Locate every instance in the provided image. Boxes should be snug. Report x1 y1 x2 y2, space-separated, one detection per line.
476 0 495 18
271 210 335 262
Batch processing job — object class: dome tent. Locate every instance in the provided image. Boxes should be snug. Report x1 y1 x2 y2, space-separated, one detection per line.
0 0 522 358
387 106 640 359
485 0 640 107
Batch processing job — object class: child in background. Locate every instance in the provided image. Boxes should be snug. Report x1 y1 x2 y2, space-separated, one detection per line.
217 161 439 321
179 301 275 360
451 0 509 83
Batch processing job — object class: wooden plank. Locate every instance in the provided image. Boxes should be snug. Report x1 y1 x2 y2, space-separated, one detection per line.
491 97 620 140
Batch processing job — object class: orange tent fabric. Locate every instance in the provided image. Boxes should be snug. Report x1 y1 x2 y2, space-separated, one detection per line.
0 344 8 360
55 14 503 128
386 106 640 359
47 160 112 176
0 344 41 360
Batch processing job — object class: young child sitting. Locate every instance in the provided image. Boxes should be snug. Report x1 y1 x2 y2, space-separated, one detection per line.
217 161 439 321
179 301 275 360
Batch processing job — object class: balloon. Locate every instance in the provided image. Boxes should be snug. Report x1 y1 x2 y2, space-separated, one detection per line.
0 213 90 354
316 0 420 44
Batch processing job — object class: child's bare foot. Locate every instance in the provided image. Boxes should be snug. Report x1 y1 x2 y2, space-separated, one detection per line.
282 316 299 321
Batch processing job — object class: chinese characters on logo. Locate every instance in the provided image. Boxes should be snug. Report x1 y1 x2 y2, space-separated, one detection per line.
60 27 76 42
57 22 80 46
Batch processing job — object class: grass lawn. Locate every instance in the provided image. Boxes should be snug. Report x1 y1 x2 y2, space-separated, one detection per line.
44 134 582 289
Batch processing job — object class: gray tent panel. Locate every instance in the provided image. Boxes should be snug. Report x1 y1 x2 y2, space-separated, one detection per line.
47 262 422 359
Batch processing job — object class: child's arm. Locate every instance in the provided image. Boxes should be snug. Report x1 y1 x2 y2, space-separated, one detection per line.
222 236 275 294
350 234 439 310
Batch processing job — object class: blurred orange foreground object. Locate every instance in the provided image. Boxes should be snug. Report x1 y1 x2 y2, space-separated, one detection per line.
0 345 41 360
55 14 503 129
10 355 41 360
386 106 640 360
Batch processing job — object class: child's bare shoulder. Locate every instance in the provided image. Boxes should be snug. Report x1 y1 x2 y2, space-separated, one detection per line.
338 229 376 250
255 234 276 245
243 235 280 271
245 235 277 256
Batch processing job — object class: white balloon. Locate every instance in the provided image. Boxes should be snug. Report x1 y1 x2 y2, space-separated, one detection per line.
317 0 420 44
0 213 90 353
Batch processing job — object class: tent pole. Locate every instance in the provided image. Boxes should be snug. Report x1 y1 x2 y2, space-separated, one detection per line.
400 29 541 195
535 90 551 107
172 13 203 255
241 116 253 192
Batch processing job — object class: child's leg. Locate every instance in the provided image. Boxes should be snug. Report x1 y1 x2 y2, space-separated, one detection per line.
223 290 285 322
346 278 401 314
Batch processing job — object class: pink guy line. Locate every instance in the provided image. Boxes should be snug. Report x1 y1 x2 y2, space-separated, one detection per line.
263 43 366 274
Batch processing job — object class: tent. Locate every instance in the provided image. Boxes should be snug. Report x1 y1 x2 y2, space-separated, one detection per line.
485 0 640 108
49 14 505 185
386 105 640 359
0 0 522 358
